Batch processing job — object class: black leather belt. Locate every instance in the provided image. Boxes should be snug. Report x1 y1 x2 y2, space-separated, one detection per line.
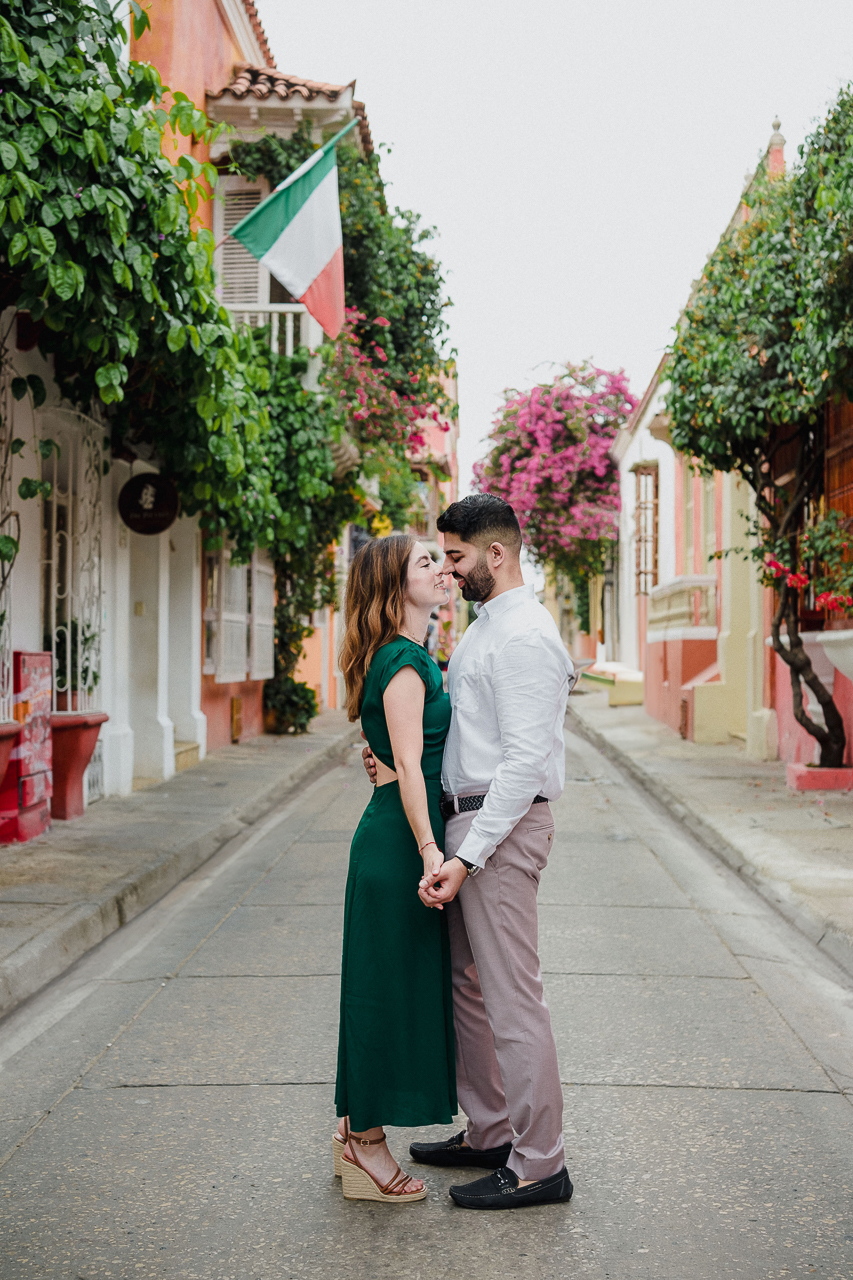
440 792 549 822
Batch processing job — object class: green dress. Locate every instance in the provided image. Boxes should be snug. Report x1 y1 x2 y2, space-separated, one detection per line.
335 636 457 1131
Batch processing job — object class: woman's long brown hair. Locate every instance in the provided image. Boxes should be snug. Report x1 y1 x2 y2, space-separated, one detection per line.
340 534 414 721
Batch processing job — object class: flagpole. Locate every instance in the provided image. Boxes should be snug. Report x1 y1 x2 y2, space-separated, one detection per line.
213 116 361 251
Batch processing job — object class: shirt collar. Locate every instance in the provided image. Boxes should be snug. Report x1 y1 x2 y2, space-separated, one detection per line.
473 583 535 620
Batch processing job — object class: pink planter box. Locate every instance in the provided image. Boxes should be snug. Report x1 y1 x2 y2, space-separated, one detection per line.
786 762 853 791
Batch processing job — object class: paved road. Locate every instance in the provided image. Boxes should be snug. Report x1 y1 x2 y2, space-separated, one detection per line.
2 730 852 1279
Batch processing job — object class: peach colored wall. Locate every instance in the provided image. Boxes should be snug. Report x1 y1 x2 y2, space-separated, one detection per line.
644 638 718 734
296 628 324 708
294 614 339 712
132 0 240 230
773 654 853 766
201 675 264 750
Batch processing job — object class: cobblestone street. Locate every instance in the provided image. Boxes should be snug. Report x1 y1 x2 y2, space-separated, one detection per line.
2 730 852 1279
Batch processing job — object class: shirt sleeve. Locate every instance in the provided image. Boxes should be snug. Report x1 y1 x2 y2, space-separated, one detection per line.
454 632 568 868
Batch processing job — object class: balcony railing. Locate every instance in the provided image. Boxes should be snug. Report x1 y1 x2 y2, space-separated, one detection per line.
226 303 307 356
647 574 717 639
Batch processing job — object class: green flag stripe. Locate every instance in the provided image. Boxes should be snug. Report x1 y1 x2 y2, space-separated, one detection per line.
231 146 337 258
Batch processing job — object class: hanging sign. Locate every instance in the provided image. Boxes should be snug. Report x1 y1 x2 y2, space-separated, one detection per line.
118 474 180 535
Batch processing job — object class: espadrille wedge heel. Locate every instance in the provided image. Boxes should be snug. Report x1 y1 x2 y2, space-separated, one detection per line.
340 1125 427 1204
332 1132 345 1177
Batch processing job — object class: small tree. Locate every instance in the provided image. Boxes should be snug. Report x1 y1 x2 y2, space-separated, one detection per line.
667 89 853 767
474 362 634 603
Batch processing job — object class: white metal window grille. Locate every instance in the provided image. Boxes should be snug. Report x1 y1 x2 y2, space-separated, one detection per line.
41 411 103 711
0 370 17 721
634 464 659 596
221 190 262 308
203 552 219 676
215 551 249 684
250 550 275 680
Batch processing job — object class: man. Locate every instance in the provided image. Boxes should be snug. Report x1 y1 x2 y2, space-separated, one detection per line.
364 494 575 1210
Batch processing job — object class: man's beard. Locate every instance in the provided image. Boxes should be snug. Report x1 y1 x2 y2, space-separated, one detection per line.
458 553 495 602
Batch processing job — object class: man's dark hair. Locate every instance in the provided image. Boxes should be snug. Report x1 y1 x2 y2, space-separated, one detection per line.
437 494 522 552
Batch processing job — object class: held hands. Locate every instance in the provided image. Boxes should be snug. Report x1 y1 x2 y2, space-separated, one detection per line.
420 840 444 886
418 856 468 910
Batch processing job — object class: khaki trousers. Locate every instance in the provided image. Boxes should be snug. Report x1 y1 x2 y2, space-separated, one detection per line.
444 804 564 1181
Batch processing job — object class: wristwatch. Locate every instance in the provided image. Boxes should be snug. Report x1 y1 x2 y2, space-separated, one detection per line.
457 857 481 878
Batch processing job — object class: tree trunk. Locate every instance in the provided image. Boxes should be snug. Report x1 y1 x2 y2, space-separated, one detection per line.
770 587 846 768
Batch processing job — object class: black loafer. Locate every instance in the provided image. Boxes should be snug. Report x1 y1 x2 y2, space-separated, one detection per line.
409 1131 513 1169
449 1165 573 1209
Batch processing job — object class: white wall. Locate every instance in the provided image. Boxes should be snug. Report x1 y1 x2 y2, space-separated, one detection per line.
168 515 206 756
100 461 134 795
128 523 174 780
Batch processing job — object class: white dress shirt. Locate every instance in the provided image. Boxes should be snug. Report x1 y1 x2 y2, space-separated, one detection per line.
441 583 575 869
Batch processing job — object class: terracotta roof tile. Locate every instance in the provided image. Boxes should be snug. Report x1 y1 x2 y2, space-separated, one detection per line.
240 0 275 68
209 65 374 154
209 65 352 103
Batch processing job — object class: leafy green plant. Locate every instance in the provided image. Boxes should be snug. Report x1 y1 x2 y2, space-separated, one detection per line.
263 675 318 735
666 86 853 766
1 0 271 517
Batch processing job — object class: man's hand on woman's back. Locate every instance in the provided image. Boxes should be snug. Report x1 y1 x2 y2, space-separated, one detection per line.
360 732 378 784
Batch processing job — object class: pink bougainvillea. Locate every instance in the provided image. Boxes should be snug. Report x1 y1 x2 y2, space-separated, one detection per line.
473 362 635 577
321 308 448 455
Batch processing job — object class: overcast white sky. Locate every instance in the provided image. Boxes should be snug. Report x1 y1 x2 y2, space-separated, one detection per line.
256 0 853 492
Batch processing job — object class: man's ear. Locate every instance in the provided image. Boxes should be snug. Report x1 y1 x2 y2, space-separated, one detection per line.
489 540 506 568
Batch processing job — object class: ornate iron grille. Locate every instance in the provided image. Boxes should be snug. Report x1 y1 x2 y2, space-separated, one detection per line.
0 364 17 723
41 410 103 712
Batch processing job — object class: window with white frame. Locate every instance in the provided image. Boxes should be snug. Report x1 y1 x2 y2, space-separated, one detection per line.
633 464 659 596
215 176 270 309
202 548 275 683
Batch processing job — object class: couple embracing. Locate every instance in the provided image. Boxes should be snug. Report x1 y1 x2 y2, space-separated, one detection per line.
333 494 575 1210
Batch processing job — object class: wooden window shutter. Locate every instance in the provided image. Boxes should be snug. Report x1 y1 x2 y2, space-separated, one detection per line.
220 189 262 307
826 399 853 520
250 549 276 681
215 551 249 684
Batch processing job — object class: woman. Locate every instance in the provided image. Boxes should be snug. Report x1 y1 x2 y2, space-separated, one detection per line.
333 534 456 1203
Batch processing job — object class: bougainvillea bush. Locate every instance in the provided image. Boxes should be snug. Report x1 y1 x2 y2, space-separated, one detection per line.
474 362 635 580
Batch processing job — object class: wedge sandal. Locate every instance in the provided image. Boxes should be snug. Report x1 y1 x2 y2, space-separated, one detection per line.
340 1124 427 1204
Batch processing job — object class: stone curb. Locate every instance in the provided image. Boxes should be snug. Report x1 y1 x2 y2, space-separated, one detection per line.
0 724 363 1020
567 705 853 982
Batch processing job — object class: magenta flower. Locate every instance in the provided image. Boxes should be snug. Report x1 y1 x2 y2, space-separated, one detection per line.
473 361 636 574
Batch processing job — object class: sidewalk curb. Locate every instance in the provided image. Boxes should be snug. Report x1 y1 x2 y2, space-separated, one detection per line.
0 725 362 1019
567 706 853 982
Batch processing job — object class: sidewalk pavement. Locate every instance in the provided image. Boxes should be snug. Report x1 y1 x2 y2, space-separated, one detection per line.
0 710 362 1019
569 690 853 979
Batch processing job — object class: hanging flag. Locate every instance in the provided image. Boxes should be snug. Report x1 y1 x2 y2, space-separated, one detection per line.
227 117 358 340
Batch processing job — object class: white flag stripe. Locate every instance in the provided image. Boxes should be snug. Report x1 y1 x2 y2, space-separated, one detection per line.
260 167 342 300
273 146 325 193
